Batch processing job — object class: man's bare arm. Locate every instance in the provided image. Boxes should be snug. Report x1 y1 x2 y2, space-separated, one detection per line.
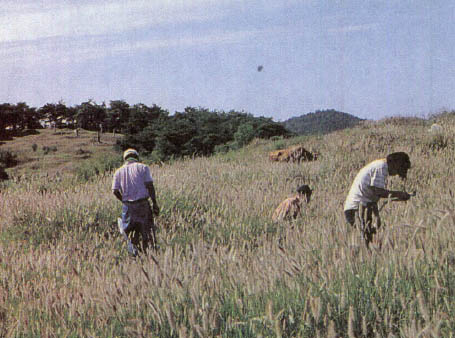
145 181 159 216
370 186 410 201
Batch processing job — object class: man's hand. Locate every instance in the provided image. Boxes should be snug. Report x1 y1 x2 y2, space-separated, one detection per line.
113 189 123 202
394 191 411 201
145 182 159 216
152 203 160 216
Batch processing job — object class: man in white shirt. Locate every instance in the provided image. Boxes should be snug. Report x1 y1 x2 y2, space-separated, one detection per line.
344 152 411 246
112 148 160 253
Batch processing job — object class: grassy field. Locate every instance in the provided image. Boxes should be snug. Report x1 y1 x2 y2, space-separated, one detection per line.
1 128 120 178
1 116 455 337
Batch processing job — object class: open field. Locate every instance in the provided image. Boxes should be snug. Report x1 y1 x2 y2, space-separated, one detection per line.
1 128 120 177
1 116 455 336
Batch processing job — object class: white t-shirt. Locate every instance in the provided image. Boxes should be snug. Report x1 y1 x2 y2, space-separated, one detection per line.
112 161 153 202
344 159 388 211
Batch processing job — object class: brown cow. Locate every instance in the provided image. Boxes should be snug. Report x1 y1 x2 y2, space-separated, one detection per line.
269 145 316 163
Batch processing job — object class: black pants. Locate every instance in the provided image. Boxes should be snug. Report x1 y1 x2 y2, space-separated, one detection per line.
344 204 378 247
344 209 356 226
123 200 157 252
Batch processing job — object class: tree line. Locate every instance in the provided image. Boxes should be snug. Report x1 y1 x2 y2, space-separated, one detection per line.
0 100 292 161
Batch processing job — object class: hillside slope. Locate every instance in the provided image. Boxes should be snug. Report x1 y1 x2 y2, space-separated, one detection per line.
0 128 120 178
283 109 365 135
2 113 455 335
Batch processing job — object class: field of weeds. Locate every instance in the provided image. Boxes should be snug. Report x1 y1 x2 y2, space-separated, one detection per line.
1 115 455 336
1 128 120 177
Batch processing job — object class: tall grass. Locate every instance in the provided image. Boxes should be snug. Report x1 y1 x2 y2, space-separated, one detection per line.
1 116 455 336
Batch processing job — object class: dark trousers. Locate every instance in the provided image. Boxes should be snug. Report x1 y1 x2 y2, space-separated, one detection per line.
344 204 379 247
122 199 157 252
126 221 156 252
344 209 356 226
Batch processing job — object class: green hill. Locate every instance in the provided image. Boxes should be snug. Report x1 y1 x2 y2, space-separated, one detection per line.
282 109 365 135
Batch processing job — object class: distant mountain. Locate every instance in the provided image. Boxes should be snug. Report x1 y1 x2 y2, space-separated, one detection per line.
282 109 365 135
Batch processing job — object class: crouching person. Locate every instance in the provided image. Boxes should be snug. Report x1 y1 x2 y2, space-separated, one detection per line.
344 152 412 247
272 185 312 221
112 149 160 254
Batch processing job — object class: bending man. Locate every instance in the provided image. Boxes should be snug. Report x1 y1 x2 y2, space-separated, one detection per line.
112 149 160 253
344 152 411 246
272 184 313 221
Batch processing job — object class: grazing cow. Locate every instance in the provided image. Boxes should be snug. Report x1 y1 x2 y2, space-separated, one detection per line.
269 145 315 163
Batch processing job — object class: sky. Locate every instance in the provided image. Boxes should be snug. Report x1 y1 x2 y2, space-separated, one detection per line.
0 0 454 121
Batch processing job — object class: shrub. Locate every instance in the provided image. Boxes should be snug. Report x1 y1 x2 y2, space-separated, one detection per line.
424 133 449 151
75 148 91 156
214 143 230 154
0 150 17 168
0 167 8 181
272 139 287 150
31 143 38 152
233 123 255 148
42 145 58 155
379 116 426 127
75 153 123 182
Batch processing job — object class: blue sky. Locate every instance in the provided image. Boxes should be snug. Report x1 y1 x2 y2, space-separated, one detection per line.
1 0 454 121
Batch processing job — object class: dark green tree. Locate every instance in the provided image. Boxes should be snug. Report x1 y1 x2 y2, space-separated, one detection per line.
75 100 107 130
105 100 130 132
233 123 255 148
0 103 18 132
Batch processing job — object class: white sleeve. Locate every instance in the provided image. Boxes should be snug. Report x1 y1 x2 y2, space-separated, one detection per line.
370 167 387 189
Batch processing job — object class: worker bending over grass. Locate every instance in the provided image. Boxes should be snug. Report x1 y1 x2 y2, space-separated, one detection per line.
112 149 160 253
344 152 412 247
272 184 313 221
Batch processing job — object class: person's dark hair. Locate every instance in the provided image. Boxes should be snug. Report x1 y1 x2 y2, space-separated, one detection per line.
296 184 312 194
387 152 411 179
297 184 312 202
386 152 410 169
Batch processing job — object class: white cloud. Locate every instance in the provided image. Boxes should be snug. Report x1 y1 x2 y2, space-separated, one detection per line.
0 27 283 66
0 0 310 67
0 0 314 44
0 0 227 43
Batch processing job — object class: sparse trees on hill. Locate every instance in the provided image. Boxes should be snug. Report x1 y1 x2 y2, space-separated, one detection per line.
0 100 292 161
116 106 292 160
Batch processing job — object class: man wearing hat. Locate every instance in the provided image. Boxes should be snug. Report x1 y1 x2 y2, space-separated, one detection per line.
112 148 160 252
344 152 412 246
